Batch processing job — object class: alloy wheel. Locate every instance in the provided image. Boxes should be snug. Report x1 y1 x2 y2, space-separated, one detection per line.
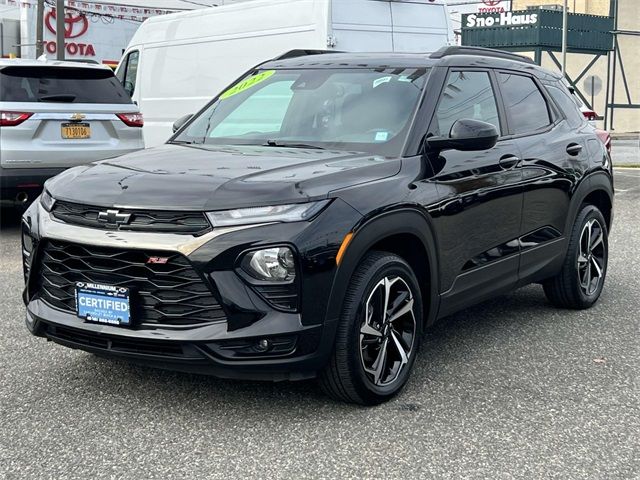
359 276 416 387
577 218 606 296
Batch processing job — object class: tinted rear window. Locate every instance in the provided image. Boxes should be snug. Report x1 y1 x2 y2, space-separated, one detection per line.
0 66 132 104
498 73 551 135
546 84 585 129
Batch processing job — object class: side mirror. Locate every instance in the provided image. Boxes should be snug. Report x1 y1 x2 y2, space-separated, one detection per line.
427 118 499 152
173 113 194 133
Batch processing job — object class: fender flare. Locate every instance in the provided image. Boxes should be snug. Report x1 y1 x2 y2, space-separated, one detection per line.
564 171 614 236
324 207 441 330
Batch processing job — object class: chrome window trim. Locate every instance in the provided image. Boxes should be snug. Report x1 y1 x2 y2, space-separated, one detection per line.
38 203 269 256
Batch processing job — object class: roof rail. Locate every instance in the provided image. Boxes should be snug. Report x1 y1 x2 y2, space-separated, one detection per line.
272 49 340 61
430 46 535 65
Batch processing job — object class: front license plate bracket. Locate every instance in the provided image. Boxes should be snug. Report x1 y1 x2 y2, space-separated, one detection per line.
75 282 131 326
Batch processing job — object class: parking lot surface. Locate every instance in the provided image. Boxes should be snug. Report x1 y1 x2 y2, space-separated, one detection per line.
1 169 638 480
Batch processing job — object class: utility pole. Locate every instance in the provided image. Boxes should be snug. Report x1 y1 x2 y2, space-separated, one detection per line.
36 0 44 57
561 0 568 76
56 0 64 60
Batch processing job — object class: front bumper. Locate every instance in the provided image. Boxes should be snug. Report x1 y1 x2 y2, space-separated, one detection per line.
26 302 336 381
21 198 360 381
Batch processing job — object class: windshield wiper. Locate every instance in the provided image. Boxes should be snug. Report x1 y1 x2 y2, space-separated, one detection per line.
39 94 77 102
263 140 324 150
169 139 197 145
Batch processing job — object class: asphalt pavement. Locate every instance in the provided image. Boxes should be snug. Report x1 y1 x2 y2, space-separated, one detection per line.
0 169 638 480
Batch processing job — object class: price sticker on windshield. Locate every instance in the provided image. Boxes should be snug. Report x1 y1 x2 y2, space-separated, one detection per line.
220 70 275 99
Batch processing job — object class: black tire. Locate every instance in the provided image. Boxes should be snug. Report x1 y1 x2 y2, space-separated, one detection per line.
543 204 608 309
319 251 423 405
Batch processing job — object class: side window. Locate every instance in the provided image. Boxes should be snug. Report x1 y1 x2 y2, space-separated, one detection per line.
118 50 139 97
498 73 551 134
434 71 501 136
545 84 585 129
210 81 294 138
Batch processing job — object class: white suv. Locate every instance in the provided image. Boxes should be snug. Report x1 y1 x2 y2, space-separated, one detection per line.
0 59 144 206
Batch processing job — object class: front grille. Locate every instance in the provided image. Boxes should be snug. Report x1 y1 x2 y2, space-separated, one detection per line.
45 324 202 358
35 240 226 327
51 201 211 235
254 283 298 311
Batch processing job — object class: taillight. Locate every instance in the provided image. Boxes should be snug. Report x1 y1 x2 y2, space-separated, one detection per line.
595 129 611 154
0 111 33 127
116 112 144 127
582 110 597 121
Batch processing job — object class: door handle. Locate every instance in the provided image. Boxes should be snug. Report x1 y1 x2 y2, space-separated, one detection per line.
566 143 583 156
499 154 521 170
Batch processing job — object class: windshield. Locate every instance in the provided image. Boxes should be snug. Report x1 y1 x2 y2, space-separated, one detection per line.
172 68 429 155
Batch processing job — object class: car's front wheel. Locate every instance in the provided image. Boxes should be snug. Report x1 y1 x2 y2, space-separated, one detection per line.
320 251 423 405
543 204 609 309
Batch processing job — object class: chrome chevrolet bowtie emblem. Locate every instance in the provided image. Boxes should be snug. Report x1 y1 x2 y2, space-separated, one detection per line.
70 113 86 121
97 209 132 227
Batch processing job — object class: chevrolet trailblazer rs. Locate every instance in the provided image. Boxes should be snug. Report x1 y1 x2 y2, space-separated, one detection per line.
22 48 613 405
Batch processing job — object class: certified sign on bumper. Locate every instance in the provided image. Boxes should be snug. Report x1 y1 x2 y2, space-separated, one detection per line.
75 282 130 326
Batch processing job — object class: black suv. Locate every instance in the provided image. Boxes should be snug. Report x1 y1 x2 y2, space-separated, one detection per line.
21 47 613 405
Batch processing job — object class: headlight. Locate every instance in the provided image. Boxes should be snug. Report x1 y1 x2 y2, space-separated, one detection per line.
39 189 55 212
240 247 296 282
206 200 329 227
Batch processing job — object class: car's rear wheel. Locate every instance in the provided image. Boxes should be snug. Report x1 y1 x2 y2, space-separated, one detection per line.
319 251 422 405
543 204 608 309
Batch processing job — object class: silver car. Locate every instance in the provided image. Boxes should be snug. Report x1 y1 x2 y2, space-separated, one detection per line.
0 59 144 206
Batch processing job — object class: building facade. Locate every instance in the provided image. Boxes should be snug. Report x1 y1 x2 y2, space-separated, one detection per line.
0 0 20 57
512 0 639 132
0 1 198 64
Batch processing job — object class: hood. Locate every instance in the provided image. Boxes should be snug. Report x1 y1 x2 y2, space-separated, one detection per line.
46 144 400 211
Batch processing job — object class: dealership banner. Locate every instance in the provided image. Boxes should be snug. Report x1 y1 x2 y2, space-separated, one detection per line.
465 11 539 28
10 0 178 65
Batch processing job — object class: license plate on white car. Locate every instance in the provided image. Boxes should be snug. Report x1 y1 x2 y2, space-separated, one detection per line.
75 282 131 326
61 122 91 139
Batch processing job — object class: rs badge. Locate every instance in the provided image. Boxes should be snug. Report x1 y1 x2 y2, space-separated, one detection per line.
147 257 170 264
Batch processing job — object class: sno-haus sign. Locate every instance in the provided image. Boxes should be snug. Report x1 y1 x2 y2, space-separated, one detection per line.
465 11 539 28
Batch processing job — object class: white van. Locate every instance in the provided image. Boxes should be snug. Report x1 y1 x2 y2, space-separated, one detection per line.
116 0 452 147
